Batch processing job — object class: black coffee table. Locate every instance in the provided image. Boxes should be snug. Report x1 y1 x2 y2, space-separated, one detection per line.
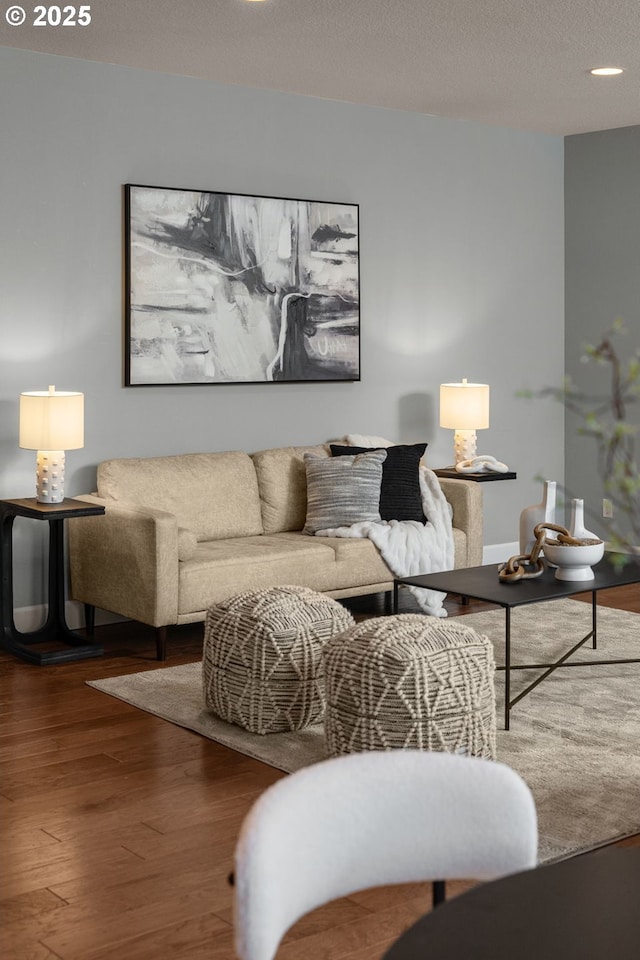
393 555 640 729
383 847 640 960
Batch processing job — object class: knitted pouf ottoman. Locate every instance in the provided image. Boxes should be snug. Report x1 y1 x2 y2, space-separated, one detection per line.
323 614 496 759
203 585 355 735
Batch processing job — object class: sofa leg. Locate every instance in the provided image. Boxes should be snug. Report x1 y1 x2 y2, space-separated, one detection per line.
384 591 393 615
433 880 446 907
84 603 96 637
155 626 167 661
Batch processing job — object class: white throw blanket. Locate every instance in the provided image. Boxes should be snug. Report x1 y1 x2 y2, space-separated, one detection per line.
316 434 455 617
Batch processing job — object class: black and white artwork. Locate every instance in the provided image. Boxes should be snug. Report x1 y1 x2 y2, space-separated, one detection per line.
125 184 360 385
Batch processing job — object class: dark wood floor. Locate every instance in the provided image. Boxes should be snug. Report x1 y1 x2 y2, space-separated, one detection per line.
1 585 639 960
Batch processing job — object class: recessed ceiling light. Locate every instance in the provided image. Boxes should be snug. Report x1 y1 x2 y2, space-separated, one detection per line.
589 67 624 76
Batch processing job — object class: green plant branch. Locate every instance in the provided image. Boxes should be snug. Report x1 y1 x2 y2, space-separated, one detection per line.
520 321 639 563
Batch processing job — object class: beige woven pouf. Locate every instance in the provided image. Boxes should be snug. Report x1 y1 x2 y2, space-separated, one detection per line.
203 585 355 735
323 614 496 759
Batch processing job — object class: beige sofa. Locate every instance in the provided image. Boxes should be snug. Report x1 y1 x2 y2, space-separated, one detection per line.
68 445 483 659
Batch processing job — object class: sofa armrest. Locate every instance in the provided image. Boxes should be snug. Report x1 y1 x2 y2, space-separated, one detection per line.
68 495 180 627
437 478 483 567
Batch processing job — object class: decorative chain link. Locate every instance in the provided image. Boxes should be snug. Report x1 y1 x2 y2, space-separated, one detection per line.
498 521 586 583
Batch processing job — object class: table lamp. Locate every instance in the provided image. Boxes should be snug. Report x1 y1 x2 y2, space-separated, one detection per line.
19 385 84 503
439 379 490 464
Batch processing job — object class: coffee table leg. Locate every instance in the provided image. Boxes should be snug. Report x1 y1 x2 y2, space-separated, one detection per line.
592 591 597 649
504 607 511 731
393 581 399 614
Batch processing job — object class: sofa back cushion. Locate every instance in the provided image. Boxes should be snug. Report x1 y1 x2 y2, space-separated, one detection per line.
97 452 264 541
251 445 329 534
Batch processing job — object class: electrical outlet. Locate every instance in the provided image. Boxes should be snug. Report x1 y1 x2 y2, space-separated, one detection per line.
602 498 613 518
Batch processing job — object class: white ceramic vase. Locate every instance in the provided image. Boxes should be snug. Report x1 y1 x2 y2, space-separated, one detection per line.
519 480 557 556
567 498 598 541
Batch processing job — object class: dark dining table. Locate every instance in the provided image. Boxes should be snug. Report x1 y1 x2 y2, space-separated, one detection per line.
383 847 640 960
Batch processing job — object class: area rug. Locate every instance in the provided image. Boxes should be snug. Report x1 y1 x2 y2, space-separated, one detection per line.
88 599 640 863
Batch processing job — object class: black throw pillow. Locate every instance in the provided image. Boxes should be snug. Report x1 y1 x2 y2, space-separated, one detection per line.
330 443 428 522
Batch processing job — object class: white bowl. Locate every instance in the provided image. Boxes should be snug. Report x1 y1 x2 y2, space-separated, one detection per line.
543 540 605 581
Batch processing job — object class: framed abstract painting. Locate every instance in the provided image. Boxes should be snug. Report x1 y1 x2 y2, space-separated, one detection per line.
124 184 360 385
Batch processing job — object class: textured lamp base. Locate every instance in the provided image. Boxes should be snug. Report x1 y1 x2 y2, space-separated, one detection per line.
36 450 65 503
453 430 477 464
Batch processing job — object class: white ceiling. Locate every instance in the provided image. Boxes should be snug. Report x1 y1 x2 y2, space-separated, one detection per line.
2 0 640 135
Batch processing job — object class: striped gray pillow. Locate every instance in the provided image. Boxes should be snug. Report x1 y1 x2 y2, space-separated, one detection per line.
303 450 387 535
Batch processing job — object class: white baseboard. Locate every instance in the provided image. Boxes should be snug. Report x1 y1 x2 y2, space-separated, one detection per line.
483 542 519 565
13 601 126 632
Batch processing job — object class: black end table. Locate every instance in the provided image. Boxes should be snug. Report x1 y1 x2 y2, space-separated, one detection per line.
0 498 106 665
433 468 517 482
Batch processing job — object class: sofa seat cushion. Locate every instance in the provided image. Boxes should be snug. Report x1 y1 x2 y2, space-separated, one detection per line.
277 527 467 583
97 452 263 542
274 532 393 590
177 527 198 561
178 535 340 614
451 527 466 570
251 445 329 535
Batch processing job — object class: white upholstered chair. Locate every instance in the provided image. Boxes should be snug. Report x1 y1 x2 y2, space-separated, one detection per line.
233 750 538 960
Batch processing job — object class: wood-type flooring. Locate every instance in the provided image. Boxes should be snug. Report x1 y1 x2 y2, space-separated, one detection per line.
2 584 639 960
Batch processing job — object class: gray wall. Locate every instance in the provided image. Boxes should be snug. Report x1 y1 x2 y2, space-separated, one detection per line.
0 48 565 606
564 126 640 543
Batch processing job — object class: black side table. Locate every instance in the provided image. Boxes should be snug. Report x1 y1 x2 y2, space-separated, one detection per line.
434 468 517 482
0 498 105 665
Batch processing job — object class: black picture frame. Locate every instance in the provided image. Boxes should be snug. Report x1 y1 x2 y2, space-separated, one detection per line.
124 183 360 386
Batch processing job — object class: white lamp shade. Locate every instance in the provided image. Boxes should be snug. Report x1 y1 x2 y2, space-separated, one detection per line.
19 387 84 451
439 381 490 430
